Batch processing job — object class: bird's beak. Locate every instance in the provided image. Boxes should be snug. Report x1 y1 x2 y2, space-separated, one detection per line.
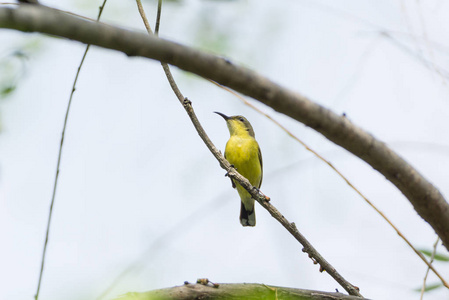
214 111 229 120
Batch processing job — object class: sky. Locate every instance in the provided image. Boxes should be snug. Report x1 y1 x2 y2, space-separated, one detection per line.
1 0 449 299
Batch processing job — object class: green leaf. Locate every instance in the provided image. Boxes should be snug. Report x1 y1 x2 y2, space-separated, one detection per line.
414 283 443 292
419 249 449 262
0 85 16 97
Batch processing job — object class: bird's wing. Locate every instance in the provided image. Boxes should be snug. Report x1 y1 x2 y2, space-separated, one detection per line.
258 145 263 188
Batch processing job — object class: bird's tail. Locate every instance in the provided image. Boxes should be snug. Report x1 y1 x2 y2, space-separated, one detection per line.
240 202 256 227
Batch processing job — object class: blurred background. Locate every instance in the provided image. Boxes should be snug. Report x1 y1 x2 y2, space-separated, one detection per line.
1 0 449 299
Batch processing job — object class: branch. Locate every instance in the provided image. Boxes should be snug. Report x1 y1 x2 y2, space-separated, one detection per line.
181 99 362 298
208 82 448 288
132 1 362 296
1 6 448 250
116 283 367 300
420 237 440 299
35 2 108 300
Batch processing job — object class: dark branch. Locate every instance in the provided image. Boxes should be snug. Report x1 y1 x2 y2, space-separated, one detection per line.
1 6 448 250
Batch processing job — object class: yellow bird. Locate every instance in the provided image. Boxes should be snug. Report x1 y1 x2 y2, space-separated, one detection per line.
215 112 263 227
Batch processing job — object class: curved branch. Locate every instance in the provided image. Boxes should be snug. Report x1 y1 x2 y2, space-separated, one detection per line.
1 6 448 249
116 283 366 300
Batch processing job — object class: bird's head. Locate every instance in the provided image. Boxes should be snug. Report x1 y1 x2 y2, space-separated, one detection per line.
214 112 255 137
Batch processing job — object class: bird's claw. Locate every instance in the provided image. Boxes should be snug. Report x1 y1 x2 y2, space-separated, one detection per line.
225 165 236 177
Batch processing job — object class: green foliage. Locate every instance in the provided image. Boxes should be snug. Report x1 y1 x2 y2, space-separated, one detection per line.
419 249 449 262
414 283 443 293
0 85 16 97
0 37 42 100
115 292 148 300
412 247 448 294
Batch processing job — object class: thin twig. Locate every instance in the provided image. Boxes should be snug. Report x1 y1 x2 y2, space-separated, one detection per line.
135 1 362 297
298 0 448 84
412 1 446 84
34 2 108 300
332 35 382 108
381 31 449 79
136 0 152 34
420 237 440 300
155 0 162 35
208 81 449 289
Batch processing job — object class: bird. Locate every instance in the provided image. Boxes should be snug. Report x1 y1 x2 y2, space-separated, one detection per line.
215 112 263 227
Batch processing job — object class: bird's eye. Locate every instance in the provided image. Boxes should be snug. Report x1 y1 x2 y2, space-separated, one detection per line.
239 117 244 122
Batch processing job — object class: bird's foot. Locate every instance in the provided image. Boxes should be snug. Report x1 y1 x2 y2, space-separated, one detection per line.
225 164 236 177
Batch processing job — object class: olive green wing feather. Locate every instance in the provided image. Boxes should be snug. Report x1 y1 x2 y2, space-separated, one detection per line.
258 145 263 188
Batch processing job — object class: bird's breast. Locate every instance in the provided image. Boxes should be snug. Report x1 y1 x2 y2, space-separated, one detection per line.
225 136 261 186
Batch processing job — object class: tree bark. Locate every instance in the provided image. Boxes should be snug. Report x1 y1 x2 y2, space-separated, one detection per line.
1 5 448 249
116 283 367 300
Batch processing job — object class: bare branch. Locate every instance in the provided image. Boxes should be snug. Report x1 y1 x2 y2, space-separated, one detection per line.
116 283 366 300
34 2 108 300
420 237 440 300
1 6 448 251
